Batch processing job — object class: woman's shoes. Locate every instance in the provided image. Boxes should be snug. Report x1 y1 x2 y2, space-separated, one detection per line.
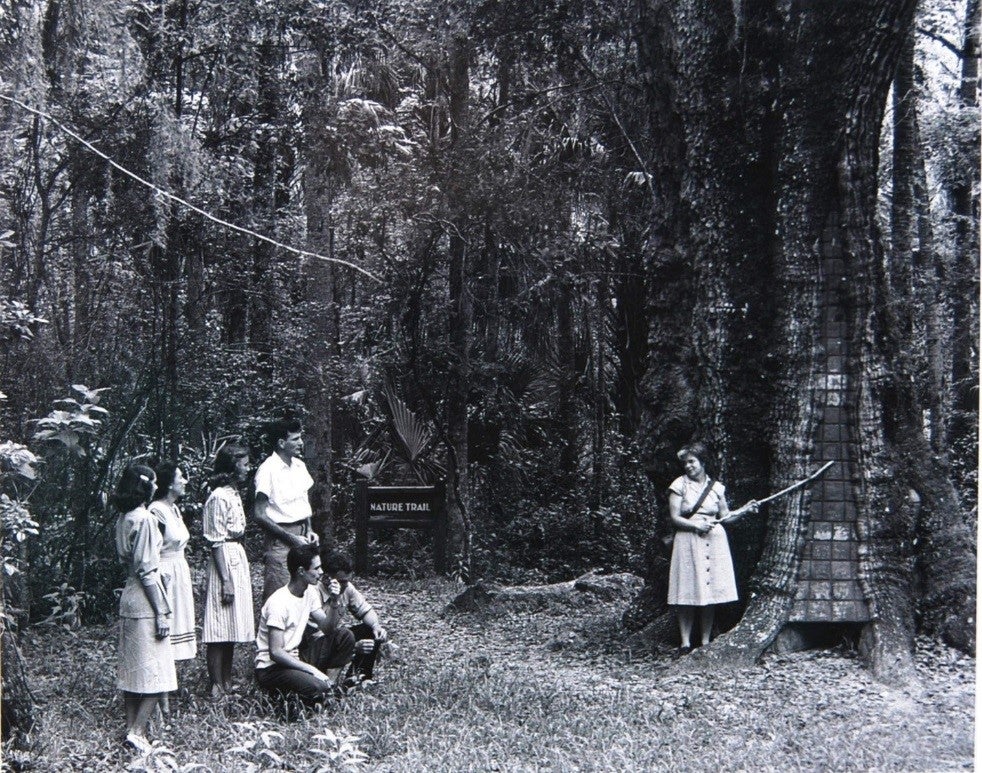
125 733 154 755
671 645 693 660
207 684 228 703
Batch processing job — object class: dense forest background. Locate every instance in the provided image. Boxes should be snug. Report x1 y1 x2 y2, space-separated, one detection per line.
0 0 976 659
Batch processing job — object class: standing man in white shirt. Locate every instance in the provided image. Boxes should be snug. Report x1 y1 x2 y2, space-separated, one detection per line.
254 418 317 601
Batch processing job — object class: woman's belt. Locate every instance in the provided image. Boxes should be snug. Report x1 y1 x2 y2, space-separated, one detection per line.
212 535 244 545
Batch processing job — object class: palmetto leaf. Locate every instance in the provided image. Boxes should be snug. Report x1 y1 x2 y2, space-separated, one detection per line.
337 51 401 108
382 384 432 462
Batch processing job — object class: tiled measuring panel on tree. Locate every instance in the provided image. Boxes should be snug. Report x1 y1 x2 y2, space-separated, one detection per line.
789 239 871 624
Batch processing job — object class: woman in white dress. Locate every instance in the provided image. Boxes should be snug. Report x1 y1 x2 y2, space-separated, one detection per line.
113 464 176 754
201 444 254 698
149 463 196 662
667 442 757 651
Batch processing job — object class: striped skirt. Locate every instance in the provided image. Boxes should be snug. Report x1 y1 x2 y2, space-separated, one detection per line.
160 550 197 660
202 542 255 643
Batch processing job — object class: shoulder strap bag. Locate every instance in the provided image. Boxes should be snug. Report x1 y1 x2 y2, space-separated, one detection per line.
661 479 715 548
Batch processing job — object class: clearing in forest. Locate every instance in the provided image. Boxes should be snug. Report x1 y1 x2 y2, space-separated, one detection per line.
9 577 975 771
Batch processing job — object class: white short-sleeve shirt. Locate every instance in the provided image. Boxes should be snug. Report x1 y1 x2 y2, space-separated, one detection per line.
254 453 314 525
255 584 320 669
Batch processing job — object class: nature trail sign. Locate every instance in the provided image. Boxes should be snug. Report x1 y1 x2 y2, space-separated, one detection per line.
354 481 447 574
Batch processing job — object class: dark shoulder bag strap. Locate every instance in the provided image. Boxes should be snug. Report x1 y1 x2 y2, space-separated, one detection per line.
681 479 714 519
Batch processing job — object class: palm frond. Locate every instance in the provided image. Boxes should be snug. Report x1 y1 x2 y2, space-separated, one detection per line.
382 383 432 462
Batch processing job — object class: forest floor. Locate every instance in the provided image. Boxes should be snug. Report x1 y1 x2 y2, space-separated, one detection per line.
4 576 976 772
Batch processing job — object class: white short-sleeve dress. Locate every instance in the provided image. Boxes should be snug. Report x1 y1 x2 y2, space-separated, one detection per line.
201 485 255 643
149 500 197 660
667 476 738 606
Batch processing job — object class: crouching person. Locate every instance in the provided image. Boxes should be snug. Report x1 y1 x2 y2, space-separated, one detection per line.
306 549 388 689
254 544 345 706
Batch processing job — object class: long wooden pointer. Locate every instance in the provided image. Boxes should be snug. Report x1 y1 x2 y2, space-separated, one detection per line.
725 461 835 522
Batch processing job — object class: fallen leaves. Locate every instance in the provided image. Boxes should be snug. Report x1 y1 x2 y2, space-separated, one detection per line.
9 576 975 771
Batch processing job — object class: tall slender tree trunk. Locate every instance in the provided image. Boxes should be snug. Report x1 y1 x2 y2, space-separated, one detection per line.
301 45 337 542
446 34 472 577
162 205 182 457
250 29 280 350
555 282 578 486
69 166 90 381
948 0 980 468
591 270 608 511
185 242 206 335
911 114 946 453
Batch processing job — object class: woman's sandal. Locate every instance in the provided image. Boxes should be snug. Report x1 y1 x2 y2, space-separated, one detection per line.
124 733 154 755
671 645 693 660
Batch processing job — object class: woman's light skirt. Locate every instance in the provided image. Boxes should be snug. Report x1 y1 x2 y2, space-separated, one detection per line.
117 617 178 693
668 526 738 606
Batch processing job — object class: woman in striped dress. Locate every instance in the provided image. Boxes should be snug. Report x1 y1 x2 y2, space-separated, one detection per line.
149 463 197 662
202 444 254 698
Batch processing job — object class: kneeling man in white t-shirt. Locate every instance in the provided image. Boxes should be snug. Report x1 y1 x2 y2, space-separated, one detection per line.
254 543 344 704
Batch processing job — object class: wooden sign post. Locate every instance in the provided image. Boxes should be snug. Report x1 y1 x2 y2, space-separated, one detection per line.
354 481 447 575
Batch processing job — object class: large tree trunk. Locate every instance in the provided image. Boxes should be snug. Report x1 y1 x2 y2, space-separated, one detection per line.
636 0 695 466
634 0 782 642
891 28 916 343
637 0 778 485
639 0 945 683
743 0 916 683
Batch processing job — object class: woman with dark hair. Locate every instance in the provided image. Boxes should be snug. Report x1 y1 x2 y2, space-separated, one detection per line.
149 462 196 662
113 464 176 753
667 442 757 652
201 444 254 699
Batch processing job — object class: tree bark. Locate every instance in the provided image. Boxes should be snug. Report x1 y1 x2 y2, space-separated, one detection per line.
948 0 980 462
446 34 472 577
641 0 931 683
891 28 916 343
301 45 338 542
911 112 947 454
250 29 280 351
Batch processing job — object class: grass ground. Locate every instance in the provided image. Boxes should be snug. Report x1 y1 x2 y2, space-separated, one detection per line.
4 577 975 771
